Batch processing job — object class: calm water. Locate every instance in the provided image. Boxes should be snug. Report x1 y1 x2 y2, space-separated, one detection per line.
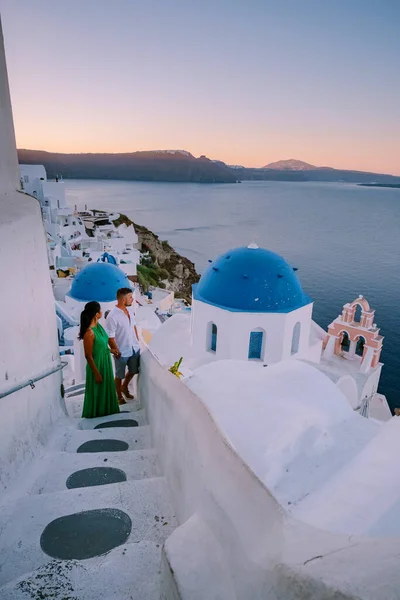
65 179 400 409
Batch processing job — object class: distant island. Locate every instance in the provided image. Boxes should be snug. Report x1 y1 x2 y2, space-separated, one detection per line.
17 150 400 186
17 149 238 184
358 183 400 189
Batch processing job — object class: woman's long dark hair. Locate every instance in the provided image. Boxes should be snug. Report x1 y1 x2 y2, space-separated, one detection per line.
79 301 101 340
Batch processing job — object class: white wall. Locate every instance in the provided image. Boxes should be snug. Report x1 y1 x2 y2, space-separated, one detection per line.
191 299 313 365
140 349 400 600
336 375 359 409
0 18 19 191
117 223 139 245
0 21 65 495
119 261 137 277
360 365 382 402
0 199 66 494
20 164 47 183
42 181 67 208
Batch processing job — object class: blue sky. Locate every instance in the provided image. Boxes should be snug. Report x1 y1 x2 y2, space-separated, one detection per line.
1 0 399 172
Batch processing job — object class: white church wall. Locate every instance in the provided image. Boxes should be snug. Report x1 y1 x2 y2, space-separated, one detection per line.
140 348 400 600
281 302 314 361
306 338 324 363
191 299 314 364
0 21 65 495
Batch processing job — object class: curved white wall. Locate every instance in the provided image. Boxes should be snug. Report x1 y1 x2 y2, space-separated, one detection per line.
140 349 400 599
0 19 65 495
0 18 19 191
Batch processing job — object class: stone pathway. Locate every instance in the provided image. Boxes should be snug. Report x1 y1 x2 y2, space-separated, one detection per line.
0 391 177 600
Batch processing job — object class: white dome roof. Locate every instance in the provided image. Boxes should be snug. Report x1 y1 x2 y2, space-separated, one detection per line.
187 359 376 511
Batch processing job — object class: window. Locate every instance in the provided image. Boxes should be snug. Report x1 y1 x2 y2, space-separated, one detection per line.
341 331 350 353
248 330 264 359
354 304 362 324
210 323 217 352
291 322 301 355
356 336 365 357
24 175 29 183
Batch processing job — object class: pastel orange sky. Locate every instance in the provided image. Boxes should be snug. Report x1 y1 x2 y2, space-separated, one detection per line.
1 0 399 174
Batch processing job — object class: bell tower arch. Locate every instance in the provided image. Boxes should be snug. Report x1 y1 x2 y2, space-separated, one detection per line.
323 295 383 373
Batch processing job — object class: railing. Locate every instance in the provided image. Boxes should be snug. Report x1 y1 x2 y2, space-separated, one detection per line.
0 361 68 399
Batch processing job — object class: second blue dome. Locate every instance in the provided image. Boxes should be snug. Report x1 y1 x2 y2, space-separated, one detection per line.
69 262 130 303
193 246 312 313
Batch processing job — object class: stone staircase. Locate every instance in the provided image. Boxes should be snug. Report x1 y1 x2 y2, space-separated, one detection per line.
0 390 177 600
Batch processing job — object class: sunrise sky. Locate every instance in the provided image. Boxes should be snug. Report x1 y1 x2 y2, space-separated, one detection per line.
1 0 399 174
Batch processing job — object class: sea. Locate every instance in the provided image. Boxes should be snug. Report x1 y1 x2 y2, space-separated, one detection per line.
64 179 400 410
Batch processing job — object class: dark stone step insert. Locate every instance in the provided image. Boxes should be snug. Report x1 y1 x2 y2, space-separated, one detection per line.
66 467 127 489
76 439 129 453
94 419 138 429
40 508 132 559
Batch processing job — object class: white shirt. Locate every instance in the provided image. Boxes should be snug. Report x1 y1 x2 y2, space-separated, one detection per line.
105 305 140 357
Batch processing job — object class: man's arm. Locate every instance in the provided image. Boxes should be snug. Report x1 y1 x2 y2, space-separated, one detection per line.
108 337 121 358
105 314 121 358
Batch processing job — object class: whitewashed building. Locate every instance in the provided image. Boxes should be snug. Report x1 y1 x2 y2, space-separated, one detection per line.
191 244 318 364
150 243 390 420
1 16 400 599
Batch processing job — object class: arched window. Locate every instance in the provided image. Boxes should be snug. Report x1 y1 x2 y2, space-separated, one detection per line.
341 331 350 353
354 304 362 324
291 322 301 355
208 322 217 353
356 336 365 357
248 329 264 360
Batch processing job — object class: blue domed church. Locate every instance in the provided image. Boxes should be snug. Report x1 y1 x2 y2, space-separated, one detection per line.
191 245 315 364
64 262 131 320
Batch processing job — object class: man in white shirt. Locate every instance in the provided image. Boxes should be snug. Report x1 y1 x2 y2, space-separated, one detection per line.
105 287 140 404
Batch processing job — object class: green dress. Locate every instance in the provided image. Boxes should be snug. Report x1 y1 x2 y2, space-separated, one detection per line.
82 324 120 418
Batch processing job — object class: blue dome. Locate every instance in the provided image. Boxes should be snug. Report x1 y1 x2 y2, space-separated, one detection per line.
69 263 130 303
193 246 312 313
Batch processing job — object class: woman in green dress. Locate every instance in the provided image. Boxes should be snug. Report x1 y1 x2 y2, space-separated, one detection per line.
79 301 120 418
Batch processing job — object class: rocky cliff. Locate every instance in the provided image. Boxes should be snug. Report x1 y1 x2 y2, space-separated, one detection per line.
112 213 200 303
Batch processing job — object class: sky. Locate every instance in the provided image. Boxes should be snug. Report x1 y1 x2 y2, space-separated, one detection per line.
0 0 399 173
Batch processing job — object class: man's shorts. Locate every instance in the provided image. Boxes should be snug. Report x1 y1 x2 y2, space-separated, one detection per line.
114 351 140 379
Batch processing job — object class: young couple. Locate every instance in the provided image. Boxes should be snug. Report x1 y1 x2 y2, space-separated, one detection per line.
79 287 140 418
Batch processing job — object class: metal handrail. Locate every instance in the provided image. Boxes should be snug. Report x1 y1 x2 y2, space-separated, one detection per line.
0 361 68 399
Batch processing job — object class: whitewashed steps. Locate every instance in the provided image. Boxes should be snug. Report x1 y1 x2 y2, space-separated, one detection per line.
1 541 164 600
26 448 160 495
0 478 177 587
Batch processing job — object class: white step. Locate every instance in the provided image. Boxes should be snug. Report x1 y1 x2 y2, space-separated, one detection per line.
27 448 160 495
0 478 177 587
77 407 147 429
49 424 152 453
1 540 163 600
